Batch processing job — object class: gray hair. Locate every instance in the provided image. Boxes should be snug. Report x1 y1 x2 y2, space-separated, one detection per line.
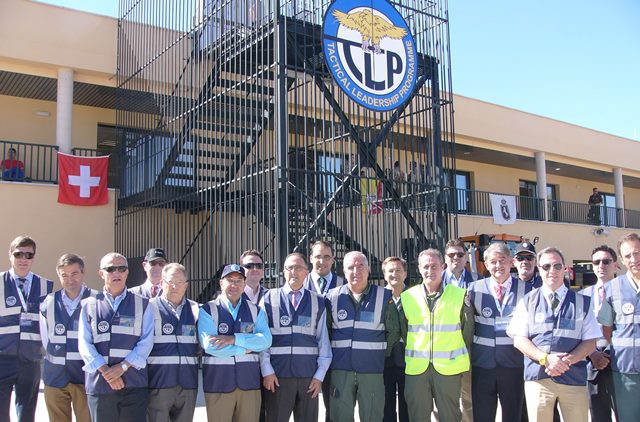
483 242 512 261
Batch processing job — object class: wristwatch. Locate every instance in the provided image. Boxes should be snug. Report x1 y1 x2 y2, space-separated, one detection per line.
120 362 129 372
538 353 548 366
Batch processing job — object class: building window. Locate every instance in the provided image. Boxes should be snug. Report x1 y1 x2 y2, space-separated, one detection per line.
519 180 557 220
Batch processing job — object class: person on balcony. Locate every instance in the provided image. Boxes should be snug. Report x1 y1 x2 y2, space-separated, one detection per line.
1 147 25 180
588 187 603 225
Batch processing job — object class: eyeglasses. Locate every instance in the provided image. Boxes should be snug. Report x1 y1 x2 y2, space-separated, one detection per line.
147 260 166 267
243 263 264 270
163 279 187 287
540 263 564 272
284 265 306 272
592 259 613 266
446 252 465 259
102 266 128 273
224 278 245 286
12 252 35 260
515 255 535 262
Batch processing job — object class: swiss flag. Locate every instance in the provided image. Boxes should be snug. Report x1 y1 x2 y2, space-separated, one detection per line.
58 153 109 206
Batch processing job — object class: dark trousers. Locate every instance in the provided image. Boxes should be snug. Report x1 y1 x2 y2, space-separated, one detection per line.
0 357 40 422
383 364 409 422
87 387 149 422
472 365 524 422
264 377 318 422
322 372 331 421
588 367 616 422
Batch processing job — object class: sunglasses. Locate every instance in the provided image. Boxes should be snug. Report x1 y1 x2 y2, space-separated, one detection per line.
243 263 264 270
12 252 35 260
446 252 465 259
147 260 166 267
515 255 535 262
102 266 129 273
540 263 564 272
592 259 613 266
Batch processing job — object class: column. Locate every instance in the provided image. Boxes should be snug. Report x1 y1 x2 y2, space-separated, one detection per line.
614 167 625 227
535 152 548 221
56 68 74 154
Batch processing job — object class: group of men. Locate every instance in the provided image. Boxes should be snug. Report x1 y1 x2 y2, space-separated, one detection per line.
2 233 640 422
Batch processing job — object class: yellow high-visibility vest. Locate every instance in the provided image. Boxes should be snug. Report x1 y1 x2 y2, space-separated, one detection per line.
401 283 470 375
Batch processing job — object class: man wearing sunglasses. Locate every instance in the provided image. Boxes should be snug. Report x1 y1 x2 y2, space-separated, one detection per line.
514 241 542 289
78 252 155 422
0 235 53 422
198 264 272 422
580 245 618 422
443 239 475 289
129 248 168 299
598 233 640 422
508 247 599 422
240 249 268 305
146 263 200 422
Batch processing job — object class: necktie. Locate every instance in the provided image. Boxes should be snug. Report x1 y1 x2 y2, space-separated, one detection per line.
151 285 159 298
495 284 504 303
597 285 605 311
318 277 326 292
17 278 27 298
291 290 302 310
550 293 560 312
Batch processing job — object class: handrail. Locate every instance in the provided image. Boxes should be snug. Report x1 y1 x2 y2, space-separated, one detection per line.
0 140 58 183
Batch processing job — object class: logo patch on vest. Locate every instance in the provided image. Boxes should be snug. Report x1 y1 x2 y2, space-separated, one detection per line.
218 323 229 334
481 307 493 318
162 323 174 334
337 309 348 320
5 296 16 306
54 323 66 335
97 321 110 333
534 312 545 323
622 302 635 315
279 315 291 326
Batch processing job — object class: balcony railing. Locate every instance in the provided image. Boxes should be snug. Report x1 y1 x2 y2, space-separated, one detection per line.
449 188 544 221
549 199 623 227
1 140 58 183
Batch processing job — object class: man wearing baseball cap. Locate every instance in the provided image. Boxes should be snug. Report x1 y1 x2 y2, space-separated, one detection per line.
514 242 542 289
198 264 272 422
129 248 168 299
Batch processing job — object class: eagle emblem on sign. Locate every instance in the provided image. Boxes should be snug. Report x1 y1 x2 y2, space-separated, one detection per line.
332 9 407 54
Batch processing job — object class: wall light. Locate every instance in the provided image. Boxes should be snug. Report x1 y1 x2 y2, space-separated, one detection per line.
35 111 50 117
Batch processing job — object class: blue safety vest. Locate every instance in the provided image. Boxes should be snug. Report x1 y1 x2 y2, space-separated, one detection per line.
41 288 96 387
147 297 199 389
605 274 640 374
468 277 527 368
523 288 590 386
327 284 391 373
263 288 323 378
201 298 261 393
0 271 52 360
84 292 149 394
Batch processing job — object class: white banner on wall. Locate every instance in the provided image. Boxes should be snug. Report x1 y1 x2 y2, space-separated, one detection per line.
489 194 516 225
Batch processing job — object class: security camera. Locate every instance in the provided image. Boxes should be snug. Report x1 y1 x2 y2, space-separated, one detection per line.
593 227 609 236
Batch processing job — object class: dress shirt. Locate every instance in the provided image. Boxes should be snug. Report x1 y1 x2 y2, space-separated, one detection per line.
9 269 32 308
158 295 186 320
443 269 471 288
507 288 602 340
243 284 262 304
490 277 512 305
78 289 155 373
260 285 332 381
131 279 162 298
310 272 334 293
198 296 272 358
39 286 87 350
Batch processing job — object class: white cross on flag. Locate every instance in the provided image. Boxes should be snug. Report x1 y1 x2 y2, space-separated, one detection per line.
58 152 109 206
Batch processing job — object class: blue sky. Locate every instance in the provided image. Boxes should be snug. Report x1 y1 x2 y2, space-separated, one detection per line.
38 0 639 140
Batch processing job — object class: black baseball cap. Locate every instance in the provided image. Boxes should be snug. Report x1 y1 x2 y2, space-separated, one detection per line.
144 248 167 262
221 264 246 279
515 242 536 256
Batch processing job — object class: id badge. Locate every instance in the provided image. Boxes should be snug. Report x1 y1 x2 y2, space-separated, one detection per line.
495 316 510 331
119 316 136 328
240 322 255 333
359 311 375 323
20 313 32 327
296 315 311 327
181 324 196 336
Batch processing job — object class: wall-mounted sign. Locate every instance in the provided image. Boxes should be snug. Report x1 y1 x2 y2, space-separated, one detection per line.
323 0 418 112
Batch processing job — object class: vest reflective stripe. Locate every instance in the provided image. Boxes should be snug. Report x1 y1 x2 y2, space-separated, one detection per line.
327 284 390 373
264 288 322 378
523 289 589 385
469 277 526 369
402 284 470 376
84 293 149 394
607 274 640 373
42 288 96 387
201 299 261 393
0 272 52 360
148 298 199 389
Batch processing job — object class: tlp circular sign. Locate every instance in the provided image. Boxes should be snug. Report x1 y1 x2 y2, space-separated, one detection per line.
323 0 418 111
